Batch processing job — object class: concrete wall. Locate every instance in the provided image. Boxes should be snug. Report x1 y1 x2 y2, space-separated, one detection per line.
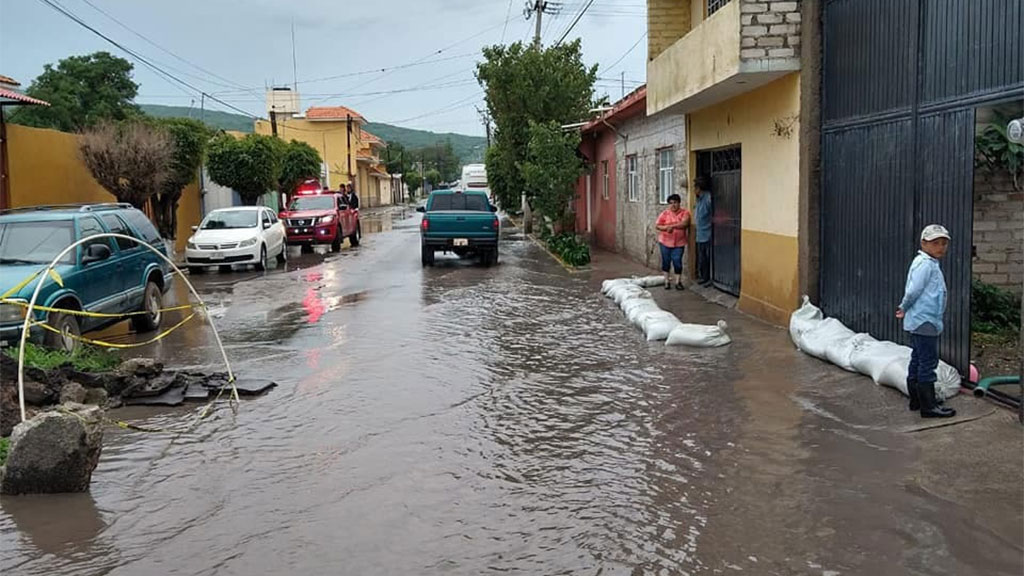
973 168 1023 294
255 116 362 188
6 124 201 254
615 111 687 268
586 129 618 251
648 0 692 60
688 73 802 324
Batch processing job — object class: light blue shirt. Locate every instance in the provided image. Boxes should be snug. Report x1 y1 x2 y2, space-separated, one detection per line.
695 193 712 243
899 251 947 334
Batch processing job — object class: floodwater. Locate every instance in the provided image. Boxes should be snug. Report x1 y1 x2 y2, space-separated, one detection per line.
1 208 1021 576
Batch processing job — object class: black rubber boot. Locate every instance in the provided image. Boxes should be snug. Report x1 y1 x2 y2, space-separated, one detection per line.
919 382 956 419
907 380 920 412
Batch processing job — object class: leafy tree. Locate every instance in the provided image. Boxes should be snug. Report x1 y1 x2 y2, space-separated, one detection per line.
206 133 281 205
151 118 210 239
521 121 586 231
405 172 423 194
425 168 442 187
78 121 173 209
10 52 141 132
384 140 408 174
279 140 323 195
476 40 597 211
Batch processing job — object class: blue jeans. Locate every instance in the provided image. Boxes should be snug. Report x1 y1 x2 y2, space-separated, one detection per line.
908 333 939 385
659 244 684 274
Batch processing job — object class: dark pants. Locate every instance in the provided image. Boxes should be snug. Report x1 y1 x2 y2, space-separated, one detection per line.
659 244 684 274
908 333 939 385
697 241 711 283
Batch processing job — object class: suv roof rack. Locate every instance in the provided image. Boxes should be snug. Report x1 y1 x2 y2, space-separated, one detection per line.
0 202 134 215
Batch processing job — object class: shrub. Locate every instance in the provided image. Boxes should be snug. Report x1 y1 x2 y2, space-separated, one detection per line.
972 278 1021 334
547 233 590 267
3 342 121 373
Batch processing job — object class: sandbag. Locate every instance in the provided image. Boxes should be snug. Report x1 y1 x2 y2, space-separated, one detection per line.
665 321 732 347
798 318 856 360
789 295 824 346
645 316 682 342
849 340 909 382
824 333 877 372
632 275 667 288
875 356 962 400
638 310 677 331
625 300 662 326
602 278 632 295
608 284 647 305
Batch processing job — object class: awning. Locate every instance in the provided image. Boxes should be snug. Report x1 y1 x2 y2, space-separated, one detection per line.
0 88 50 107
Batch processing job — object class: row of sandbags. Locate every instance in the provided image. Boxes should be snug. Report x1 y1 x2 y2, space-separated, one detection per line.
601 277 731 347
789 296 961 399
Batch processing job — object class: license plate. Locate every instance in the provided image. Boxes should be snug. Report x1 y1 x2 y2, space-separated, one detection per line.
453 238 469 247
211 252 224 260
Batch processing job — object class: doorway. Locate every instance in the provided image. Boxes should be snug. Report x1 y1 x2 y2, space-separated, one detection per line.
697 147 742 296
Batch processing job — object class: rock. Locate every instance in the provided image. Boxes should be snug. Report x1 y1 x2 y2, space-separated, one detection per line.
23 379 55 406
121 373 176 399
119 358 163 378
1 382 19 438
60 382 88 405
1 403 104 494
83 387 108 407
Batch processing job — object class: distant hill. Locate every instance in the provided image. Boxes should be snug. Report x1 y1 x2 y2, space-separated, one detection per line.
139 104 486 162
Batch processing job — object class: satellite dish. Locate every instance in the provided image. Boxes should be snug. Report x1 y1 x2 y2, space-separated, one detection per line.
1008 118 1024 144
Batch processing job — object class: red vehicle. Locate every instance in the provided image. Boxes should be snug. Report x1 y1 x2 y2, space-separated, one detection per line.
279 182 360 251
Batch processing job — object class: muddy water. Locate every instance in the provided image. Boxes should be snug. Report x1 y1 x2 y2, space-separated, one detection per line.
1 211 1021 575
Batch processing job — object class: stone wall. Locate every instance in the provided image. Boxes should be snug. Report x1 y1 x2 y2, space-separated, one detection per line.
614 112 688 269
648 0 692 60
740 0 802 59
973 168 1023 294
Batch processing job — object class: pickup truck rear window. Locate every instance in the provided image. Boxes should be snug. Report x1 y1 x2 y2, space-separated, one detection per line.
429 194 488 211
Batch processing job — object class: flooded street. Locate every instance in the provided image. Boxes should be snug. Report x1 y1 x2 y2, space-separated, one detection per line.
2 209 1021 576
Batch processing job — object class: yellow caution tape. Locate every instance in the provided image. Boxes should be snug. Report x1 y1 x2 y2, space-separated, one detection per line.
48 268 63 288
31 312 197 349
0 298 199 318
1 270 42 299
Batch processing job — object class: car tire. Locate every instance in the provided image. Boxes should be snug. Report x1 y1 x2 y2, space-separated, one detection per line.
481 249 494 268
44 311 80 353
349 222 361 247
131 281 162 333
188 266 205 275
255 245 268 271
218 265 233 273
276 243 288 264
331 228 342 252
301 243 313 254
421 244 434 267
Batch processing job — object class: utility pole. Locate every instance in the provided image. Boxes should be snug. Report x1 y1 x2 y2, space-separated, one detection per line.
270 107 278 137
346 115 353 184
621 71 625 100
525 1 560 47
199 93 207 215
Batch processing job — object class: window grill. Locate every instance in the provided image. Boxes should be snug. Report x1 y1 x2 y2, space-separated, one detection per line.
711 147 742 172
707 0 733 17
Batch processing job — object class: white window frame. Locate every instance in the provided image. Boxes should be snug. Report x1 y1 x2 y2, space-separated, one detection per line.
601 160 610 200
658 148 674 204
627 155 639 202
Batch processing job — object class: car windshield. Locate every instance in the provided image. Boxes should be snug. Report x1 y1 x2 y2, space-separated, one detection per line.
289 196 335 211
201 211 258 230
429 194 489 211
0 220 75 264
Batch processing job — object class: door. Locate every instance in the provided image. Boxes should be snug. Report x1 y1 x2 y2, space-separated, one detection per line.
75 216 122 326
698 148 742 296
99 213 144 308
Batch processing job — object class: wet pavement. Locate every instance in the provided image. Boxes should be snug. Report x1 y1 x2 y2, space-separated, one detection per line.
1 207 1021 576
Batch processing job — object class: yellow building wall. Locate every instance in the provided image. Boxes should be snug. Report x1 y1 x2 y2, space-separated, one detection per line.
254 117 361 188
688 73 801 325
6 124 201 254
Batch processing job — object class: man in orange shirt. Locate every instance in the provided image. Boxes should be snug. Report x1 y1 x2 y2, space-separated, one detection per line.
655 193 691 290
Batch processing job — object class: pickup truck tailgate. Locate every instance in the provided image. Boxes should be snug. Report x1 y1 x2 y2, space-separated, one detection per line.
424 211 497 239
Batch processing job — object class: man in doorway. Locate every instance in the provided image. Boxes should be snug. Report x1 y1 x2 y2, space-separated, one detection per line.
344 183 360 210
694 175 713 286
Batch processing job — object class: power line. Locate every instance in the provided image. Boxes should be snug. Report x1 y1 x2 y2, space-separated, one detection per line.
501 0 514 42
555 0 596 45
601 32 647 75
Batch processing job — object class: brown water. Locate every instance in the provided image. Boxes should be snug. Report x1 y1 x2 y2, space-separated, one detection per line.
1 211 1021 575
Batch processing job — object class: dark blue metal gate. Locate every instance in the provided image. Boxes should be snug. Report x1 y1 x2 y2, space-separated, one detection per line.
697 148 742 296
820 0 1023 373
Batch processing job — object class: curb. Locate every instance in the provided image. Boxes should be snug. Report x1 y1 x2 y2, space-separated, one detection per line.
506 216 590 275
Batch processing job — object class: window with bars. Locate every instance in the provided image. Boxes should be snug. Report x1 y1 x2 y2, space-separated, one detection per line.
658 148 674 203
602 160 610 200
707 0 733 17
627 155 639 202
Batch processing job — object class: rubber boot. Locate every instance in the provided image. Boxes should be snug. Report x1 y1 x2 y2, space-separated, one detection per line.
907 379 920 412
919 382 956 419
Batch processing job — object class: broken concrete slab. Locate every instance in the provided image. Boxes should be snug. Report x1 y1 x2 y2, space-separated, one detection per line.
203 379 277 396
123 385 186 407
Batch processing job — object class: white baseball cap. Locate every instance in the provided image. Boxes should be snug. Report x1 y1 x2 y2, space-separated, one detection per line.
921 224 951 241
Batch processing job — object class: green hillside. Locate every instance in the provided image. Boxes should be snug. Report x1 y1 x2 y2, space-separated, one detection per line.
139 104 486 162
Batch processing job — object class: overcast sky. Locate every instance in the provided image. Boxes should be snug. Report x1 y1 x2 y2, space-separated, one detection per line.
1 0 647 136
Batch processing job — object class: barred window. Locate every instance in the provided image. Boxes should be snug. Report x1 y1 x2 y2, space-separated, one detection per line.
627 155 639 202
707 0 733 17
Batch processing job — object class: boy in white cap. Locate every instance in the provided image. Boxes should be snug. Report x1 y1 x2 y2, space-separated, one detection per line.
896 224 956 419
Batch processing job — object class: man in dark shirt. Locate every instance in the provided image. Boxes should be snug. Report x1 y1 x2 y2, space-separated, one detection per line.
343 183 360 210
694 175 713 286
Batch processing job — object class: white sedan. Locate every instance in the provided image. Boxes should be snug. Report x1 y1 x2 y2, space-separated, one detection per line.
185 207 287 273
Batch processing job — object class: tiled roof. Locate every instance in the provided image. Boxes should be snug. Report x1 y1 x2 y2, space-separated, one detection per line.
360 130 383 145
0 75 21 86
0 87 49 106
306 106 366 121
582 85 646 134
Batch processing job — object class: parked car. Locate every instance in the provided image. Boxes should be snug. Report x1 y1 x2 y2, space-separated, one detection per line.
278 191 360 252
417 189 499 267
0 203 171 352
184 207 286 273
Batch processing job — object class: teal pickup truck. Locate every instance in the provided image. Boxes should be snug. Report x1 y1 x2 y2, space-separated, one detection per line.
417 190 500 267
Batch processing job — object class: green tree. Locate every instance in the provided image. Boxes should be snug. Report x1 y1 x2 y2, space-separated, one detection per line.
425 168 442 187
10 52 141 132
384 140 408 174
78 120 173 209
206 133 281 205
521 121 586 231
151 118 210 239
279 140 323 195
405 171 423 194
476 40 597 212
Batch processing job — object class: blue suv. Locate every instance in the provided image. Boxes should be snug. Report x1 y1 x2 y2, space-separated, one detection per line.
0 203 172 352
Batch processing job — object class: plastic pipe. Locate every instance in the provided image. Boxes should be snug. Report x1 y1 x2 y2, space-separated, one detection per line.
973 375 1022 398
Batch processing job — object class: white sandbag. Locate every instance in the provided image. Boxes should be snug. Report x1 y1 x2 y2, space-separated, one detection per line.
609 284 648 305
638 310 678 331
797 318 856 360
849 340 909 382
645 316 682 342
625 300 662 326
875 356 962 400
824 333 877 372
632 275 668 288
789 295 824 346
602 278 632 295
665 321 732 347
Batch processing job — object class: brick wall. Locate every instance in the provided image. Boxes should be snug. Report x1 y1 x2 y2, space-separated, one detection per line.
648 0 692 60
614 112 688 269
740 0 801 59
973 169 1023 294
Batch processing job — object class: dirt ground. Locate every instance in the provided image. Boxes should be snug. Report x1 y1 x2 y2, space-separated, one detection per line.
972 330 1022 380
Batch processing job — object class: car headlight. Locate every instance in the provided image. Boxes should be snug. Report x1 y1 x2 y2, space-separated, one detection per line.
0 299 29 324
320 215 336 224
187 239 197 249
238 237 259 247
